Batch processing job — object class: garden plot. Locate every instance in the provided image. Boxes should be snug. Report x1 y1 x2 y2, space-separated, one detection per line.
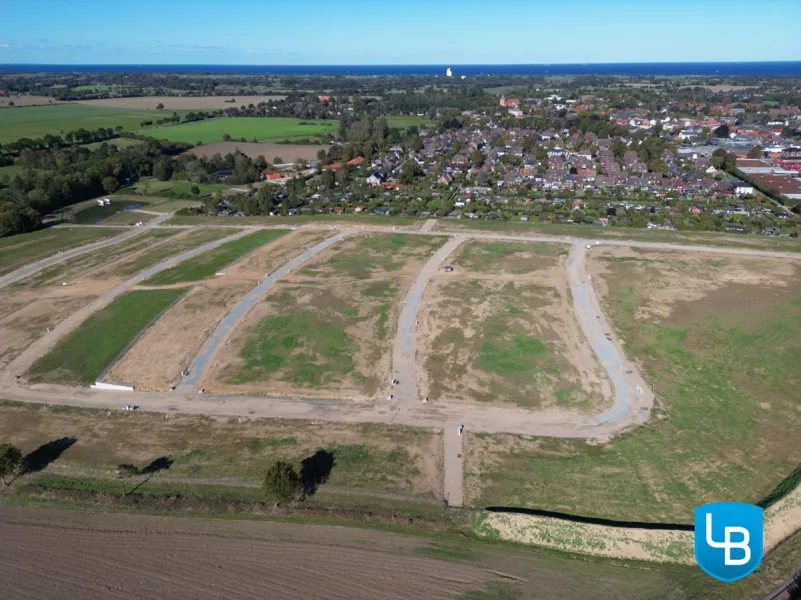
107 229 335 390
207 233 448 400
463 247 801 523
417 240 609 409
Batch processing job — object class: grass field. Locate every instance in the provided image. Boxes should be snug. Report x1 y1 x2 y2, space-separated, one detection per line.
465 248 801 523
27 288 188 385
386 115 438 129
81 137 144 150
0 104 182 144
0 227 120 276
143 229 288 285
141 117 338 144
127 179 230 197
93 228 239 279
165 214 423 227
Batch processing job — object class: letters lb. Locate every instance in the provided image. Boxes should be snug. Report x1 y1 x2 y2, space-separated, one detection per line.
694 502 763 583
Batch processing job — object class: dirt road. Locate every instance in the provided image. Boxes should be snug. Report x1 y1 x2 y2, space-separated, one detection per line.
391 236 465 406
0 507 494 600
0 213 172 291
181 230 349 390
443 423 465 507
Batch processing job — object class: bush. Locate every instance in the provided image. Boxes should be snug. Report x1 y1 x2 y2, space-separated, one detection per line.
262 461 301 505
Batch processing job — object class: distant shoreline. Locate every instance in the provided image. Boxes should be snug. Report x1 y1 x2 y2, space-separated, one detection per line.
1 62 801 76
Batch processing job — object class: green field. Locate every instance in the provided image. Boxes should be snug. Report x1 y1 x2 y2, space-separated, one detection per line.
141 117 338 144
143 229 288 285
467 251 801 523
128 179 230 197
81 137 144 150
165 214 422 227
27 288 188 385
386 115 438 129
0 227 120 276
0 104 181 144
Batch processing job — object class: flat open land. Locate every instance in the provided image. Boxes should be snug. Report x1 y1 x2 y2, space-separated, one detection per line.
0 104 175 144
207 233 448 399
78 95 286 110
418 240 611 410
143 229 289 285
142 117 338 144
0 506 716 600
186 141 329 162
27 288 188 386
0 227 120 276
0 95 64 108
109 229 334 390
465 246 801 522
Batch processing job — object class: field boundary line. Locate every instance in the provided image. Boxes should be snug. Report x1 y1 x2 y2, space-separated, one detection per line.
97 287 191 384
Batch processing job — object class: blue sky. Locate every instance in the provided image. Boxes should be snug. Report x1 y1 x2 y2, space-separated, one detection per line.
1 0 799 64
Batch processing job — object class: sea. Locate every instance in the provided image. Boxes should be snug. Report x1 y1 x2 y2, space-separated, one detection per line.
1 62 801 76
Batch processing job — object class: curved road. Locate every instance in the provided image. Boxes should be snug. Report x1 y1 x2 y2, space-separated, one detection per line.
0 213 173 291
180 230 350 390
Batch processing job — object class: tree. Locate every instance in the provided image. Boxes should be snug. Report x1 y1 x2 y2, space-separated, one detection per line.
400 160 422 185
156 103 165 110
153 157 173 181
263 461 301 506
116 464 139 497
102 176 120 194
748 145 763 159
0 443 23 487
190 185 200 196
714 124 730 138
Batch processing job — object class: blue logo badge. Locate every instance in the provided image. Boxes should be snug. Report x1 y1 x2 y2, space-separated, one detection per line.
694 502 763 583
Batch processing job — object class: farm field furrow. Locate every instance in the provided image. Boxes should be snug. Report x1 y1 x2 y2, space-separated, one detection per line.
142 229 289 285
27 288 189 386
417 240 610 410
0 227 121 276
464 247 801 523
207 233 448 399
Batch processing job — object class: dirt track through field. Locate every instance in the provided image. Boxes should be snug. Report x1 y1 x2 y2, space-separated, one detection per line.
0 508 493 600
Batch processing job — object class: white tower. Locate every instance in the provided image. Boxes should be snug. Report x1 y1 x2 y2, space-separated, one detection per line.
446 68 452 77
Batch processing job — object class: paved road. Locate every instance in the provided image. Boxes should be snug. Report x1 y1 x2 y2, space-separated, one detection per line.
390 236 465 406
0 214 173 291
180 230 350 390
4 228 256 378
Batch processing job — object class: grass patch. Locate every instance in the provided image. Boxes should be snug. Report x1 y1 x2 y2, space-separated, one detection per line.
143 229 287 285
128 179 229 197
386 115 438 129
27 288 188 385
229 311 355 387
142 117 338 144
456 240 567 274
0 227 120 276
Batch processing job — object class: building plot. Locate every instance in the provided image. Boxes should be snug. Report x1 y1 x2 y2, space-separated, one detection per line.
463 247 801 523
106 229 334 390
416 240 612 410
207 233 448 400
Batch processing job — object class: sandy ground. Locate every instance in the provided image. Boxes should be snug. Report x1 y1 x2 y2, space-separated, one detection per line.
0 95 64 108
106 230 332 391
0 507 492 600
105 285 250 390
417 243 612 410
586 246 797 322
77 95 286 110
187 142 329 162
207 233 446 400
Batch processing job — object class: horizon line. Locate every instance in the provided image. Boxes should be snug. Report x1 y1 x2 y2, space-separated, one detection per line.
1 60 801 67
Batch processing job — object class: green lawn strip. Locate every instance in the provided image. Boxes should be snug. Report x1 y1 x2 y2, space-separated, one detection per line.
104 228 240 278
455 240 568 273
0 227 120 276
140 117 337 144
27 288 188 385
229 311 356 387
165 214 422 227
143 229 288 285
8 229 177 290
472 267 801 523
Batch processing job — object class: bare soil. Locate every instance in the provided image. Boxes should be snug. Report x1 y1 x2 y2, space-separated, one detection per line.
0 95 64 108
418 243 611 410
0 507 490 600
186 141 329 162
77 95 286 110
